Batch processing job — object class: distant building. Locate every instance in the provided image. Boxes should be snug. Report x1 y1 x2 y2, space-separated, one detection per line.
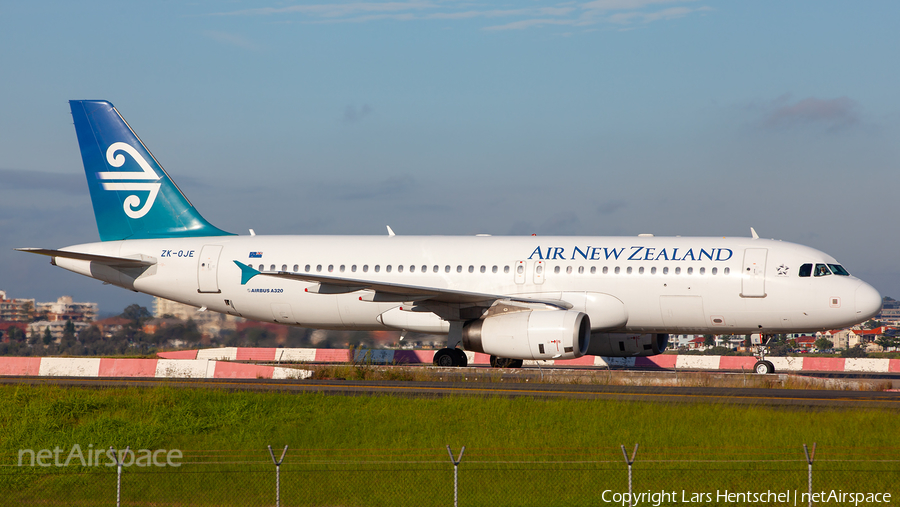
0 290 34 322
94 317 131 338
34 296 97 323
848 326 894 349
877 297 900 324
27 320 91 341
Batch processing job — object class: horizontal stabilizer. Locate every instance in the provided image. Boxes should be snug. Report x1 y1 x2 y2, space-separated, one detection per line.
16 248 156 268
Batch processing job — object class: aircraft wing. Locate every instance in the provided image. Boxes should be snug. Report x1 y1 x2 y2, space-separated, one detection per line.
234 261 572 308
17 248 157 268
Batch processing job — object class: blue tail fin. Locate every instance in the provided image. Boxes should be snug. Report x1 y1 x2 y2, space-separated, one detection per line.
69 100 233 241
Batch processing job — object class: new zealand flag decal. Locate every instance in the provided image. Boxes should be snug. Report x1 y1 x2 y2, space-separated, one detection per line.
249 252 263 258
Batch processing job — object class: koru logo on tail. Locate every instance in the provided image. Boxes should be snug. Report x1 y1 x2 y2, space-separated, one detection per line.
97 142 161 219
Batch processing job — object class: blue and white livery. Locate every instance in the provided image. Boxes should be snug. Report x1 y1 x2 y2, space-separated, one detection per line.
19 100 883 373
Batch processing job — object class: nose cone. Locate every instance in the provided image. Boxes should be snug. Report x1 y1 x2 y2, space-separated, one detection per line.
855 282 882 321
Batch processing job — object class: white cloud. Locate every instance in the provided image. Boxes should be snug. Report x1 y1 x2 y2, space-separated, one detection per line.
758 94 863 131
203 30 263 50
212 1 712 31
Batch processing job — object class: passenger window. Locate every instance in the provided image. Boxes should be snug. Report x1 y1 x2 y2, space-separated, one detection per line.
829 264 850 276
517 265 524 274
270 264 276 271
687 267 693 275
590 266 596 274
724 267 730 275
625 267 632 274
374 265 380 272
537 265 543 274
650 267 656 274
578 266 584 274
397 265 403 273
480 266 486 273
409 265 414 273
799 264 812 277
328 265 333 272
614 267 620 274
699 267 705 275
457 266 463 273
305 264 310 272
422 265 428 273
352 265 357 272
675 267 681 275
492 266 498 273
603 267 609 274
504 266 510 274
293 264 299 272
567 266 573 274
663 267 669 274
282 264 287 271
434 265 439 273
387 265 393 273
814 264 831 277
316 264 322 272
363 265 369 272
340 265 345 272
468 265 474 273
259 265 264 271
445 265 451 273
554 266 560 274
638 267 644 274
711 267 717 275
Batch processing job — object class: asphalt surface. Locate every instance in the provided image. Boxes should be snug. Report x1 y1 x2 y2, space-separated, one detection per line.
2 376 898 408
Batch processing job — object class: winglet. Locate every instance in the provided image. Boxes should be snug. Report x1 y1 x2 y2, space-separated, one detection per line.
386 226 396 237
750 227 759 240
234 260 260 285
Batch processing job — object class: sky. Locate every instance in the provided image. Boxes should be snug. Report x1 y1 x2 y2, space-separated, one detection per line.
1 1 899 315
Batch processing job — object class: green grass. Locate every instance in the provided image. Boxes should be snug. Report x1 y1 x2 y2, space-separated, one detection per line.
0 385 897 506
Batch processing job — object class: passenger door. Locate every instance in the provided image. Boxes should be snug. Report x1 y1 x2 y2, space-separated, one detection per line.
197 245 223 293
741 248 767 297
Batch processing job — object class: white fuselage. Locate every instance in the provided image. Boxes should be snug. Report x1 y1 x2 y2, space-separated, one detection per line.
52 234 882 336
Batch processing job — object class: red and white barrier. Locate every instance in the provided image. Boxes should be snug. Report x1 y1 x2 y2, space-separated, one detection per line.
0 357 310 379
156 348 900 373
0 348 894 377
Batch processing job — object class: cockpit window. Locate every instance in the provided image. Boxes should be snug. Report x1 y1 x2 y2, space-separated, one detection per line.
799 264 812 277
814 264 832 277
828 264 850 276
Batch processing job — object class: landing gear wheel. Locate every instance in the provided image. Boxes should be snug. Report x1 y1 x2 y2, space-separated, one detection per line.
452 348 468 367
433 348 456 367
490 356 524 369
433 348 466 367
754 360 774 375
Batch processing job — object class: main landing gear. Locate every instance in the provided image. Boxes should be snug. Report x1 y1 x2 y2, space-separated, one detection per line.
433 348 468 367
490 356 523 368
750 333 775 375
432 320 468 367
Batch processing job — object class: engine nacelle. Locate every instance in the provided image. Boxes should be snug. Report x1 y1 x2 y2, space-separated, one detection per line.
462 310 591 360
587 332 669 357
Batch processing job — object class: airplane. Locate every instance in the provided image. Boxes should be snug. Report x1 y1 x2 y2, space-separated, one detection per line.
18 100 883 375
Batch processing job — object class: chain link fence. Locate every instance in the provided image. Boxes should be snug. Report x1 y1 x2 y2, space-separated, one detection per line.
1 444 898 506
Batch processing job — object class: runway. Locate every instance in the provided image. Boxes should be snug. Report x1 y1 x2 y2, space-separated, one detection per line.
2 376 898 409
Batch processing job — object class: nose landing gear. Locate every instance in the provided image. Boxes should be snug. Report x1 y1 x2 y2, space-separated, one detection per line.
750 333 776 374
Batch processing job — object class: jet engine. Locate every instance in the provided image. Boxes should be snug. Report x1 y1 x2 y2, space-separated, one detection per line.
587 332 669 357
462 310 590 360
